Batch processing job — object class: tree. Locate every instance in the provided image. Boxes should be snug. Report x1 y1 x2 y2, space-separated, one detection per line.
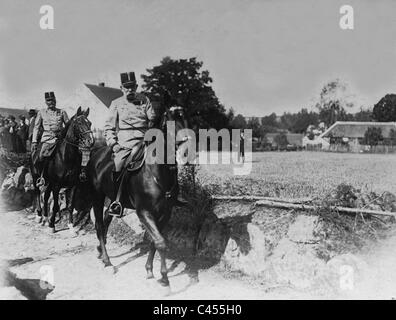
372 94 396 122
247 117 264 138
389 129 396 146
230 113 247 129
363 127 383 146
260 112 280 133
281 108 319 133
316 79 355 126
354 107 372 122
141 57 229 131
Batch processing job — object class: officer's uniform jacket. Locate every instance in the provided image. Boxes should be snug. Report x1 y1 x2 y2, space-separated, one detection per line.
32 108 69 144
104 92 157 171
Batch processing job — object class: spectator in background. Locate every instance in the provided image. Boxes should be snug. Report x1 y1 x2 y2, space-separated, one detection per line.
27 109 37 151
16 115 28 153
8 116 17 152
240 130 245 163
0 118 6 148
1 119 13 151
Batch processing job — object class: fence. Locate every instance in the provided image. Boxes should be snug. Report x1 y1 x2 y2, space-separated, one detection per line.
310 143 396 154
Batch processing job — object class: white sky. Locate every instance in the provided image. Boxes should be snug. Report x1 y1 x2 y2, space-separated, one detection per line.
1 0 396 118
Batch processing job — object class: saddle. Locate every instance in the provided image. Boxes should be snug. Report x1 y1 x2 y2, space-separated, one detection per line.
39 142 58 159
125 142 147 172
109 142 146 216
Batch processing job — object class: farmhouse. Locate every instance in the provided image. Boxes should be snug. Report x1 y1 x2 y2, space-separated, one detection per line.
264 132 304 150
320 121 396 152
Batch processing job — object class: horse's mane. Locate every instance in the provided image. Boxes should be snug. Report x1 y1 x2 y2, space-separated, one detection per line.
59 115 75 140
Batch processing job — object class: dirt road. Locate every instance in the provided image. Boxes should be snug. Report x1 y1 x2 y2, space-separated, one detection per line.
1 208 396 300
0 209 307 300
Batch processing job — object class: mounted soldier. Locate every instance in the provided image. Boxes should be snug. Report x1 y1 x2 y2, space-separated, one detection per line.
31 92 69 185
104 72 157 216
104 71 186 217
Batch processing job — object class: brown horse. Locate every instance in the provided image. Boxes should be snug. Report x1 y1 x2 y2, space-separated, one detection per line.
31 107 94 234
86 107 188 286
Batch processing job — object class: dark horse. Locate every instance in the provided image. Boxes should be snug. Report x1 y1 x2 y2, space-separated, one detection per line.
87 107 188 286
31 107 94 234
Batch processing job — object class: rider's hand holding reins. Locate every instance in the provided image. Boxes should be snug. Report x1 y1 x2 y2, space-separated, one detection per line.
112 144 121 153
31 142 38 152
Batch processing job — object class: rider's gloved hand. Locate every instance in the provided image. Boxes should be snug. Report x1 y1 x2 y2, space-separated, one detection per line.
31 142 38 152
112 144 121 153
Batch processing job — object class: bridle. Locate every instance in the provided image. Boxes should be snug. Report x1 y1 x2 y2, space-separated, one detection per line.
65 115 94 150
151 106 188 201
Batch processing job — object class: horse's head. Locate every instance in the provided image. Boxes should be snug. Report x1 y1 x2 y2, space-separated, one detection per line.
66 106 95 149
160 105 193 165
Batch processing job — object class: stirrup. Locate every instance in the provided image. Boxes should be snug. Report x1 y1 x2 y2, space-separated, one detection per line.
108 201 124 218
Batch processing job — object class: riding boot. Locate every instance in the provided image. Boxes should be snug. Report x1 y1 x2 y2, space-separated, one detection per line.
107 171 123 217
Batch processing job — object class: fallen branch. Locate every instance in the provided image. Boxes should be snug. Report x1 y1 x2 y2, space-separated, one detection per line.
211 195 313 204
254 200 396 218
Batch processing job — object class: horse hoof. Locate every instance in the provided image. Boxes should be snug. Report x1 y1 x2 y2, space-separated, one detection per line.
50 227 56 234
104 264 116 274
146 272 154 280
157 278 170 287
35 216 42 223
68 224 78 237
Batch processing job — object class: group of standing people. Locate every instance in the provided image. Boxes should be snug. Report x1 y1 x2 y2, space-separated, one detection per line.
0 110 37 154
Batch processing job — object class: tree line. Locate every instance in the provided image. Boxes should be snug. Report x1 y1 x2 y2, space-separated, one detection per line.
141 57 396 141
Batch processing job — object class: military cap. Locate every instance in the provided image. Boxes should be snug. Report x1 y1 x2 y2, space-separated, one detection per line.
45 91 56 101
120 72 136 88
28 109 36 116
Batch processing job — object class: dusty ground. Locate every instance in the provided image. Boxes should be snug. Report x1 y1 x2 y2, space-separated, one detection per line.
1 207 396 300
0 208 309 300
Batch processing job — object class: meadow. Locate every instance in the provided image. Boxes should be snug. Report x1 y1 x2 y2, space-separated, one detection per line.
197 151 396 199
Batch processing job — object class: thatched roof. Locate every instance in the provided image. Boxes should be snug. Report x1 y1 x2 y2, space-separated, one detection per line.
321 121 396 139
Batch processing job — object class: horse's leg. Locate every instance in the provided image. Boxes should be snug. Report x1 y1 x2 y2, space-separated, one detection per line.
103 208 113 245
157 210 172 286
138 208 169 286
66 187 78 236
49 185 60 233
93 195 112 267
42 186 51 226
145 242 156 279
145 213 171 280
34 187 43 223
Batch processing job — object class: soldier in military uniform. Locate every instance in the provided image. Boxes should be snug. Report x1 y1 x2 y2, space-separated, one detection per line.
104 72 158 216
31 92 69 184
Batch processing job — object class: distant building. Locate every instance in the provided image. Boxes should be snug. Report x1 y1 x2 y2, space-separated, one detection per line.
0 107 28 119
264 132 304 150
321 121 396 143
320 121 396 152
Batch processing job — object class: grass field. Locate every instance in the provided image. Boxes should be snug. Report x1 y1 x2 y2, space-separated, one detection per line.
197 151 396 199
